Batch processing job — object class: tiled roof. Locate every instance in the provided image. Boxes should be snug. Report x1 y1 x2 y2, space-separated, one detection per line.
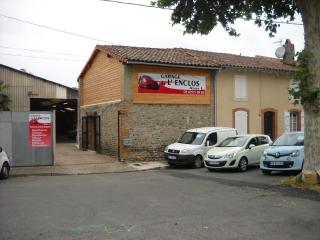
94 45 296 72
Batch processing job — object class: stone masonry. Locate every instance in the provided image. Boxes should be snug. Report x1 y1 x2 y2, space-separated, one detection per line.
80 100 212 161
79 101 121 156
120 103 212 161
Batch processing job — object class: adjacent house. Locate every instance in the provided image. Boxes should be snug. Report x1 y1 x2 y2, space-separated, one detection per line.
78 44 302 161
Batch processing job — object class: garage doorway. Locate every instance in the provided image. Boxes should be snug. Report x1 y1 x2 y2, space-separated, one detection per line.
30 98 77 143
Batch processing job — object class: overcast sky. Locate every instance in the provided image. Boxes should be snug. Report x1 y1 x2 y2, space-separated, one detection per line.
0 0 304 88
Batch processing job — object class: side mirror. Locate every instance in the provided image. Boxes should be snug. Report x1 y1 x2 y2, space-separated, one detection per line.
249 144 255 149
0 147 2 153
206 141 210 146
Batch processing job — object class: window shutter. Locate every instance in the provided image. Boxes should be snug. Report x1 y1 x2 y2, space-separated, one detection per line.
240 76 247 99
234 75 247 99
235 110 248 134
301 111 304 132
234 76 241 99
284 111 290 132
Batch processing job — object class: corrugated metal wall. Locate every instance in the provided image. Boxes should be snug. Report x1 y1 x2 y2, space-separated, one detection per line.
0 65 77 111
0 111 54 166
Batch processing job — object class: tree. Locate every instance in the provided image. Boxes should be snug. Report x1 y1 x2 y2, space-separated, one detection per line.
0 81 10 111
153 0 320 173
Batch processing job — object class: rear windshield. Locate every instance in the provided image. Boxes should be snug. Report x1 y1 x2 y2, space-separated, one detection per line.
178 132 206 145
218 136 250 147
272 133 304 146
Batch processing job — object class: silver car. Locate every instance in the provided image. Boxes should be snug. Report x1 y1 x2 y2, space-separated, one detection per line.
204 134 272 172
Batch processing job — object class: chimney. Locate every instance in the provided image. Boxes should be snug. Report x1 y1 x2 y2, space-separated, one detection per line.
283 39 295 65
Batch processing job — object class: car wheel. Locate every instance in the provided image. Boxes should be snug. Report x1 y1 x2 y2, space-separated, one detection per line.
0 163 10 179
238 158 248 172
262 169 271 175
193 156 203 169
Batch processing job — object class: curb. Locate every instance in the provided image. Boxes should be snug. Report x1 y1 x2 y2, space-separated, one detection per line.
10 165 168 178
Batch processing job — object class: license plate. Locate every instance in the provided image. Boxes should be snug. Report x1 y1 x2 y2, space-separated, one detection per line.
270 161 284 166
209 161 219 165
168 155 176 160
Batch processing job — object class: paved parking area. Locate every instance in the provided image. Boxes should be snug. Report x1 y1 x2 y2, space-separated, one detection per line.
54 143 117 165
168 165 292 187
1 167 319 240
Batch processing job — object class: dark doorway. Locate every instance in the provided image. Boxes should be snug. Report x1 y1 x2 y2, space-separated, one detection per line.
30 98 77 143
82 114 100 152
87 117 95 150
264 111 275 140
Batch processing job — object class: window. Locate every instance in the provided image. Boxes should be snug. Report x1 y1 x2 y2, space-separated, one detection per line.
284 110 303 132
206 132 217 146
258 136 269 145
289 79 300 103
290 111 298 132
219 136 250 147
247 137 258 148
178 132 206 145
234 75 247 99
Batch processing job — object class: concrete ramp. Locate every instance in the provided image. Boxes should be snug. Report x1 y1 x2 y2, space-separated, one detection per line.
54 143 117 166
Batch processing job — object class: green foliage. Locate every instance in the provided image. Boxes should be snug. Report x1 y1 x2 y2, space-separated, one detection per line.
152 0 298 36
289 51 320 111
0 81 10 111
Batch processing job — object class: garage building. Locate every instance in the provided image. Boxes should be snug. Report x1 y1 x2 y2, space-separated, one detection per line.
78 45 301 161
0 64 78 142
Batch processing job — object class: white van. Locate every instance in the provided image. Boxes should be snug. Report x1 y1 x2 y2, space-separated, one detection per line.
164 127 237 168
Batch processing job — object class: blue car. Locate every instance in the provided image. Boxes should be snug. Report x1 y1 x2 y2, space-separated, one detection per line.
260 132 304 175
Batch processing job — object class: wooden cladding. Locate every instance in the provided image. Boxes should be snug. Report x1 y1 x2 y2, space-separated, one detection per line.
132 65 211 105
80 52 123 106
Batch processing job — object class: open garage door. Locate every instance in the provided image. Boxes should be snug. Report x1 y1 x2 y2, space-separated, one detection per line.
30 98 77 143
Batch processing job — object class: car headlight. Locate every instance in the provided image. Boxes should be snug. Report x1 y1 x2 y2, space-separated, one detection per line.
225 152 237 159
164 146 169 152
263 150 267 156
180 149 192 154
291 150 300 157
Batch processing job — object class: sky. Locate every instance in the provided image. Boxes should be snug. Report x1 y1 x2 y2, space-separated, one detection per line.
0 0 305 88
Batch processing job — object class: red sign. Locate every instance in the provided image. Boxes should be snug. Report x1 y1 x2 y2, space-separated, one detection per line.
138 73 206 95
29 114 51 147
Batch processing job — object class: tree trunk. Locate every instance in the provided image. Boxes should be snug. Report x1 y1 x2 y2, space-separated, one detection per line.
296 0 320 171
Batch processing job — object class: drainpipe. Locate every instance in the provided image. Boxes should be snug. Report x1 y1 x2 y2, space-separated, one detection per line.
211 69 218 126
52 109 56 166
117 110 121 162
117 110 126 162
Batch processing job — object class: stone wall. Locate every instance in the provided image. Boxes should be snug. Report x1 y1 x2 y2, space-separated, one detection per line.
79 101 121 156
79 101 213 161
120 103 212 161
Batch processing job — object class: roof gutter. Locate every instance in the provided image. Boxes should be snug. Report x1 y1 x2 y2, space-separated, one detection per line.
125 61 220 70
220 66 296 74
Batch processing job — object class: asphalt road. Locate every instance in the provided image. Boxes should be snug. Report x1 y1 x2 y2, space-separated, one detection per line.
1 167 320 240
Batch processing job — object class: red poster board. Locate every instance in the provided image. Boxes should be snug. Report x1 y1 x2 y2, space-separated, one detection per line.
138 73 206 95
29 114 51 147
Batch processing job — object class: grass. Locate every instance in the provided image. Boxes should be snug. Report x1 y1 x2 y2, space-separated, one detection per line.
281 173 320 192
